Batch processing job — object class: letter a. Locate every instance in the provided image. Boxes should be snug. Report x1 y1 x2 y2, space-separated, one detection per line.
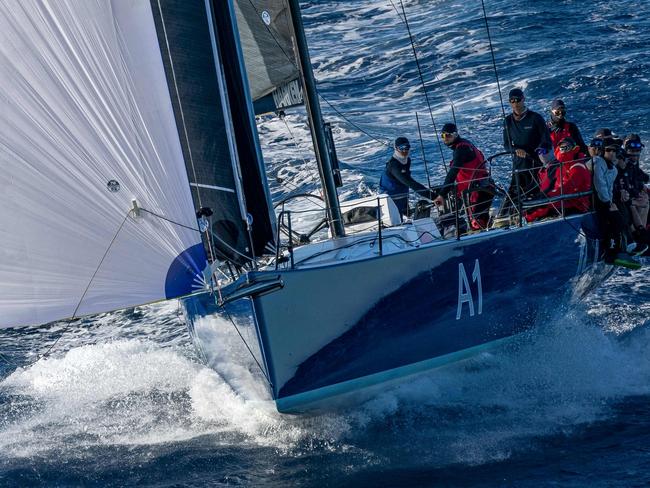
457 262 475 320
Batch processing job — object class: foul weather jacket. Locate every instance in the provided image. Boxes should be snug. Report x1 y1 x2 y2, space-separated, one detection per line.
380 156 433 216
547 119 588 154
592 156 617 204
439 137 489 198
503 109 552 171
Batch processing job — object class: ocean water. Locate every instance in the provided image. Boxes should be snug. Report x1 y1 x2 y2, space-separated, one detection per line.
2 0 650 486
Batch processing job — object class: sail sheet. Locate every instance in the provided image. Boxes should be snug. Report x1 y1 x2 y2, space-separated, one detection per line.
0 1 208 328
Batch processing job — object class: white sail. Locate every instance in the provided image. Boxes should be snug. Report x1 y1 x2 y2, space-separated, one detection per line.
0 0 206 328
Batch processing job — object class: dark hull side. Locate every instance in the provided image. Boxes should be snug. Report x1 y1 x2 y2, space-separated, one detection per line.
183 216 607 413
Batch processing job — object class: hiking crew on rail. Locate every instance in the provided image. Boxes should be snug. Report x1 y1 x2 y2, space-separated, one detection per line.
376 87 648 262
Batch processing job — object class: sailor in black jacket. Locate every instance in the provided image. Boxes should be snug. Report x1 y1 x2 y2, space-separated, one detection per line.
379 137 434 218
502 88 552 203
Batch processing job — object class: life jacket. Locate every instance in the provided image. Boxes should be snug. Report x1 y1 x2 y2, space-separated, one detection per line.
451 141 489 196
548 120 573 149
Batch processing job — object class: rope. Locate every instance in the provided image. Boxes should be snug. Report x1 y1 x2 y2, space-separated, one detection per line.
139 207 254 264
26 208 132 366
280 114 316 168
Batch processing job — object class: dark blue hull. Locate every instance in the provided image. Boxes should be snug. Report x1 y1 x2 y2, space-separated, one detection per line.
183 215 608 413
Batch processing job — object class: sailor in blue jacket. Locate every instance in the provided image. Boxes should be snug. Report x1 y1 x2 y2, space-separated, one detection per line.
379 137 435 218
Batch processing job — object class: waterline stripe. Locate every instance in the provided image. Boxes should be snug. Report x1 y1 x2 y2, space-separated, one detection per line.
275 335 515 413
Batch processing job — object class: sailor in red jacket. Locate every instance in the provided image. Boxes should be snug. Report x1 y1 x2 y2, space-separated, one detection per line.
555 137 591 213
547 99 588 155
434 123 493 230
526 139 591 222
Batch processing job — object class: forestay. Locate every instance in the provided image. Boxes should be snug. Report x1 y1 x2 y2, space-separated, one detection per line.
0 1 209 328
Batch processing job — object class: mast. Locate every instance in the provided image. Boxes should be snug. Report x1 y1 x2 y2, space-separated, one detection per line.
286 0 345 238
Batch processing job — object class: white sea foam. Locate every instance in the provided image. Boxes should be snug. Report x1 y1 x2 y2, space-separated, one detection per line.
2 294 649 467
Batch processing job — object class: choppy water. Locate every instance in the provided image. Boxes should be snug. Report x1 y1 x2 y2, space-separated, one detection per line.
2 1 650 486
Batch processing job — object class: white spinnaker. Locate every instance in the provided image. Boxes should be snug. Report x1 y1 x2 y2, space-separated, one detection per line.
0 1 205 328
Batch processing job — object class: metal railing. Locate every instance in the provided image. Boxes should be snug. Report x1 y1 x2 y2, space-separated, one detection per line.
270 153 595 269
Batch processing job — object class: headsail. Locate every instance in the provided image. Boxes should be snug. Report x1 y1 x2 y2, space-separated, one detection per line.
0 0 275 328
235 0 304 114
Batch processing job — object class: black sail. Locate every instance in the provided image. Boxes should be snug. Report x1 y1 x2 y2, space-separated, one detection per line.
150 0 276 265
235 0 304 114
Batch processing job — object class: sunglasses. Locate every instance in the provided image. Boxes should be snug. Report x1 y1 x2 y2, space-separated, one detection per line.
552 109 566 116
509 97 522 103
441 132 456 139
396 144 411 151
604 147 618 152
625 141 643 149
589 139 603 148
559 145 575 153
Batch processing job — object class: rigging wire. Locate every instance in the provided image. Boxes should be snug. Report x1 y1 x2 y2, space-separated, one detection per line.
318 94 392 147
415 112 433 187
479 0 518 217
395 0 449 174
479 0 509 126
27 209 132 366
388 0 458 127
242 0 395 147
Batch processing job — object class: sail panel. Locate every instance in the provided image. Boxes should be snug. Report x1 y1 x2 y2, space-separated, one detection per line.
0 0 206 328
235 0 300 102
149 0 259 265
210 0 277 260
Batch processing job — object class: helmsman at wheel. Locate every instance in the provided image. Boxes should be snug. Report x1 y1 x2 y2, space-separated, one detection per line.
434 123 494 231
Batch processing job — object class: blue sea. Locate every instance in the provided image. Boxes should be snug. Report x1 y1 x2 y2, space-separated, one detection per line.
2 0 650 486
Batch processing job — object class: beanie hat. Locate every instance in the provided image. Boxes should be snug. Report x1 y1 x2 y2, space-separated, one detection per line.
394 136 410 150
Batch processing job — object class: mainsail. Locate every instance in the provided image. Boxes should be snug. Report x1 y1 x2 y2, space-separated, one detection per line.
0 0 275 328
235 0 304 114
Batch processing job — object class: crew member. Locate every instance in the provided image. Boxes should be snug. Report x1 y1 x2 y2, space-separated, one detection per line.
502 88 552 212
595 138 630 263
379 136 435 219
623 134 649 235
434 123 493 230
546 99 588 155
525 141 590 222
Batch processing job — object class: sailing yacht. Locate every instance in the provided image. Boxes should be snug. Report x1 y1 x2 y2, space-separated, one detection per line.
0 0 611 413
